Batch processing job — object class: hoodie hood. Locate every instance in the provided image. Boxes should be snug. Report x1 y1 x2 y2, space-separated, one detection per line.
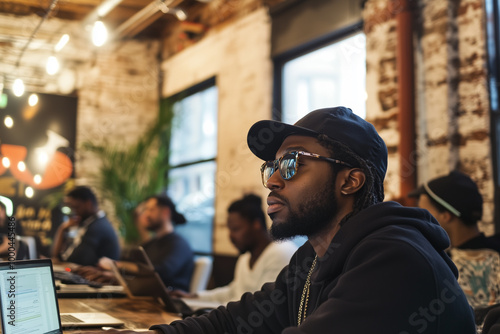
310 201 454 282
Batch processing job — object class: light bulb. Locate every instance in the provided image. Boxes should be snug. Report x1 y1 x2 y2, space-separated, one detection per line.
55 34 70 52
17 161 26 172
2 157 10 168
4 116 13 128
46 56 60 75
29 93 38 106
13 79 24 97
25 187 34 198
34 174 42 184
92 21 108 47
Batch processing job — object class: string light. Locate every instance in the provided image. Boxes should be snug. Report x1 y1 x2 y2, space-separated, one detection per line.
25 186 34 198
17 161 26 172
92 21 108 47
54 34 70 52
13 79 25 97
29 93 38 106
46 56 60 75
4 116 13 128
1 157 10 168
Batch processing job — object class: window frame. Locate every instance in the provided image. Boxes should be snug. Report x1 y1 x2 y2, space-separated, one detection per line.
272 21 364 121
162 77 217 255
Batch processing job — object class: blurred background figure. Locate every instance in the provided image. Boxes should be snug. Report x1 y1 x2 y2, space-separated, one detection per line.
409 170 500 252
52 186 120 266
97 194 194 291
0 200 27 259
410 171 500 310
174 194 296 304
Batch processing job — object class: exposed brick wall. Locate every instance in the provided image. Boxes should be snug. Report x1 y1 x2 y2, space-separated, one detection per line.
76 40 160 182
364 0 494 233
416 0 493 233
363 0 400 200
75 40 160 232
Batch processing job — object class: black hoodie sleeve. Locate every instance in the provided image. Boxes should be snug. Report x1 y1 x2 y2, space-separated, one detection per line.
150 265 292 334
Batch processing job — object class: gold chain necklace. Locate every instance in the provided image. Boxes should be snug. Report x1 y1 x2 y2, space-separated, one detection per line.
297 254 318 326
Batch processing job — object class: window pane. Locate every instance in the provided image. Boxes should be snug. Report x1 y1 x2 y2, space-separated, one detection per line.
169 86 218 166
168 161 216 253
282 33 366 124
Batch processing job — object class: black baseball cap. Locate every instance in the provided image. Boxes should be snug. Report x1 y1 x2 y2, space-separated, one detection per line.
408 171 483 224
247 107 388 181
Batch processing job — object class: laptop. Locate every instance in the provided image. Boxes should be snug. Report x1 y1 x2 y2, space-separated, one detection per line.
0 259 124 333
110 247 219 317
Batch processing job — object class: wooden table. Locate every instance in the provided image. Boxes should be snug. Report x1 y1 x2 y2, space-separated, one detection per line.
59 297 181 332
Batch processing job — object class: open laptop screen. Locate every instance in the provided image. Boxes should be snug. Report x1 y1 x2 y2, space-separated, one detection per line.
0 260 62 334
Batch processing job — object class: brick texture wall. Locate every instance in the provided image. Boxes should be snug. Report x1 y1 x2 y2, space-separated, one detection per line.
363 0 494 233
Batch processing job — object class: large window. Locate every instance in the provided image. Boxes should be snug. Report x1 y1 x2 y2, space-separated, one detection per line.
281 32 366 124
166 80 217 254
278 31 366 124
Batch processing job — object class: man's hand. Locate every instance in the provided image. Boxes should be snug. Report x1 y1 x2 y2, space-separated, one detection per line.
98 257 115 270
74 266 118 285
61 215 81 230
170 289 197 299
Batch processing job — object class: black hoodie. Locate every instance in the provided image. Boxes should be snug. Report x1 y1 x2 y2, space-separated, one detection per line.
152 201 476 334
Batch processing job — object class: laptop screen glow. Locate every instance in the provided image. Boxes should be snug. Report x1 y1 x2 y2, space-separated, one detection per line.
0 261 61 334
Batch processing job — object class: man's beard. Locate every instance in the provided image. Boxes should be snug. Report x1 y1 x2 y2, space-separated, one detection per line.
269 176 338 241
146 218 163 232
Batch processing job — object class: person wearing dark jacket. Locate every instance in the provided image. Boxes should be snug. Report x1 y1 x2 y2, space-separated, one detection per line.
52 186 120 266
83 107 475 334
96 194 194 291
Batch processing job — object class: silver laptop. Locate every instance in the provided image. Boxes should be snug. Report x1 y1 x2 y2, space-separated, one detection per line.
0 259 124 333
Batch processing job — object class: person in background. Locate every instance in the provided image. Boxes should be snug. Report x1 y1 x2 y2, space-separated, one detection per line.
52 186 120 266
0 201 12 255
83 107 475 334
409 170 500 311
173 194 297 304
134 201 152 243
409 170 500 253
98 194 194 291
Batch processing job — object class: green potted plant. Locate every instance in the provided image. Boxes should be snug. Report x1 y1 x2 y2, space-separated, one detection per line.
82 103 173 245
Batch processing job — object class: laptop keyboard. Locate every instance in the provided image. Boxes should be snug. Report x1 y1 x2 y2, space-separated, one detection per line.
60 314 84 323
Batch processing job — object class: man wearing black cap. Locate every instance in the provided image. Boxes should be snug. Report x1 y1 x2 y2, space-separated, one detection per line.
409 170 500 253
94 194 194 291
91 107 474 334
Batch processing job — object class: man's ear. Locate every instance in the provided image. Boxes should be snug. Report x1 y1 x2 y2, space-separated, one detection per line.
339 169 366 195
162 206 172 221
439 210 454 225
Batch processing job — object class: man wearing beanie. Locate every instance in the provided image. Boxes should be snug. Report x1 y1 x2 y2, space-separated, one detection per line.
409 170 500 253
90 107 474 334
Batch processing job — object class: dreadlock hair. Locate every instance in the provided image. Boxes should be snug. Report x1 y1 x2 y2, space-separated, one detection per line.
317 134 385 221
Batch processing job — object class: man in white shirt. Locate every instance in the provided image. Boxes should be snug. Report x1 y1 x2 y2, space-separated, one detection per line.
174 194 296 304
